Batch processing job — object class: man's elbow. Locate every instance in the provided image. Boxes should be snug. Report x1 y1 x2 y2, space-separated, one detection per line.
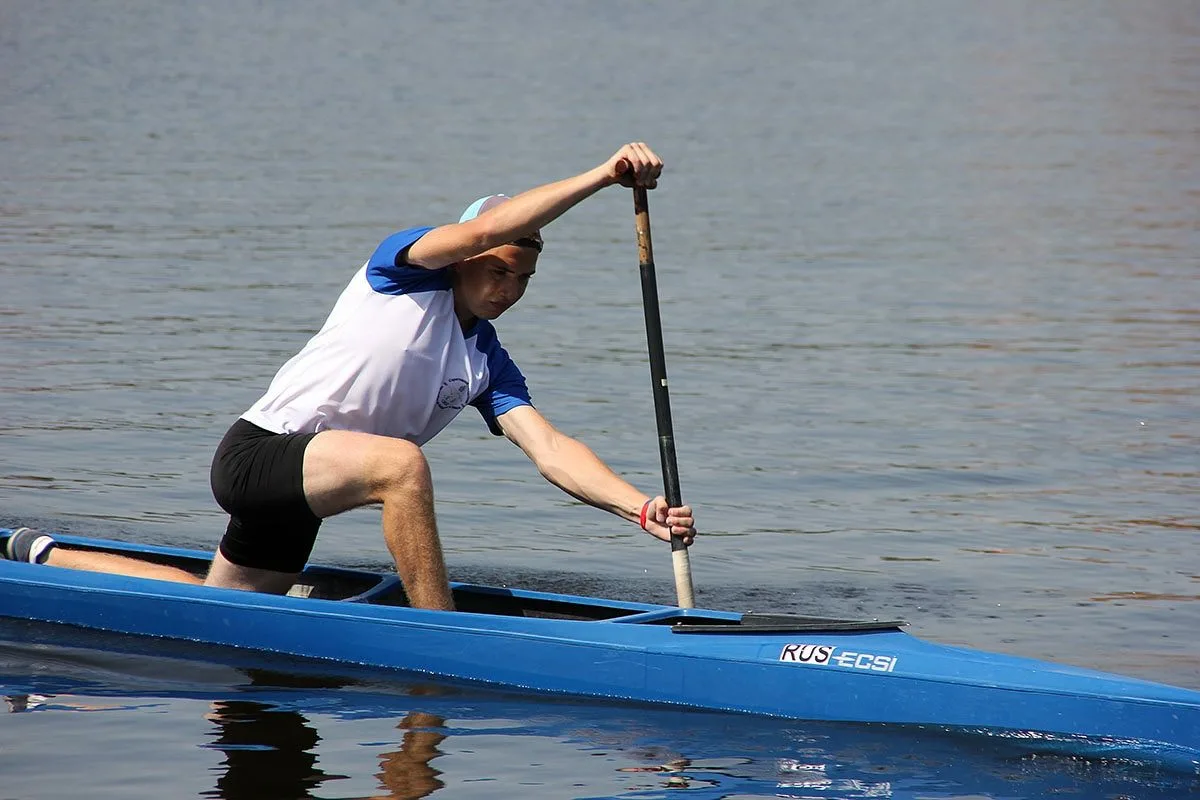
529 434 570 481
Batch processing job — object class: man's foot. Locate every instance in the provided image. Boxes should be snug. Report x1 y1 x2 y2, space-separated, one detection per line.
3 528 56 564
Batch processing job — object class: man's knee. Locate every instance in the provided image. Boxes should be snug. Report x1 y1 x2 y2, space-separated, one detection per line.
371 439 433 498
205 550 297 594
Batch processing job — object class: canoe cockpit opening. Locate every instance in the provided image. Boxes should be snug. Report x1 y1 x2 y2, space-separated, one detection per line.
285 572 641 619
15 540 905 632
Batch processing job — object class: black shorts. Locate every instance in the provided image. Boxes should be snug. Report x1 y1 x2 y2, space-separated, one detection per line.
210 419 322 573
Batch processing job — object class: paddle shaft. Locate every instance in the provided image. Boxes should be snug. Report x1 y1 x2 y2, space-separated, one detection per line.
633 186 695 609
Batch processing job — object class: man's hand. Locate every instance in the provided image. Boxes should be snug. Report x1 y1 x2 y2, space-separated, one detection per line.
641 496 696 546
603 142 664 189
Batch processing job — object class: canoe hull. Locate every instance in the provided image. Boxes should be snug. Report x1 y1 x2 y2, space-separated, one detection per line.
1 533 1197 758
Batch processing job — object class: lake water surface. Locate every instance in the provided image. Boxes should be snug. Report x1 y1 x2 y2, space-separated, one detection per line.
2 1 1198 797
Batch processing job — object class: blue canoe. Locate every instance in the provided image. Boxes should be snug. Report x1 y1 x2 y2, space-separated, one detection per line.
1 530 1197 760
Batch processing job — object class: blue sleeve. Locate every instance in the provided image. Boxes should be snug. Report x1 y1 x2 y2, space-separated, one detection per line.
469 322 533 436
365 226 452 295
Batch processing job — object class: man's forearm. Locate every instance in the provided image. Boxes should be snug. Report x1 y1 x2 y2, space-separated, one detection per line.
534 435 646 524
477 166 613 246
405 166 614 269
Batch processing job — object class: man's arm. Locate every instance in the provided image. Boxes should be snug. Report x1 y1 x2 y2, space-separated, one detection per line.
497 405 695 545
405 143 663 270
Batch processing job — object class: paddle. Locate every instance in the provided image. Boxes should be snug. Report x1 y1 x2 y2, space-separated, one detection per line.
632 186 696 609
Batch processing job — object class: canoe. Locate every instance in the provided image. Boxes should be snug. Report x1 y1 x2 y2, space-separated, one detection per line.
2 529 1198 760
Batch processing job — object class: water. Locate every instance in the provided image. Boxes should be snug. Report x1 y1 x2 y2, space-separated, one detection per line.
2 1 1198 796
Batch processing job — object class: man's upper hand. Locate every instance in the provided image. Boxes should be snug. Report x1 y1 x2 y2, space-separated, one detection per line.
641 496 695 546
604 143 663 189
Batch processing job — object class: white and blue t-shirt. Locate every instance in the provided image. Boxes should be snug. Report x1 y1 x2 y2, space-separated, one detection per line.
241 227 532 445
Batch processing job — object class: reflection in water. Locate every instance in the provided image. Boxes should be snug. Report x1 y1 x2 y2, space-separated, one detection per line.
372 712 447 800
202 698 446 800
6 693 48 713
7 686 1196 798
5 692 127 713
203 700 342 799
200 669 450 798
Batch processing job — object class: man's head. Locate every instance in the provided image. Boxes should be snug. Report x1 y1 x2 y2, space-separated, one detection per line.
452 195 541 322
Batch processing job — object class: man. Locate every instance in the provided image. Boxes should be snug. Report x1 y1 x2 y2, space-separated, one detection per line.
5 142 697 610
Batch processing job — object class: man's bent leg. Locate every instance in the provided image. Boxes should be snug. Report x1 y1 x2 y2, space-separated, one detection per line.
302 430 454 611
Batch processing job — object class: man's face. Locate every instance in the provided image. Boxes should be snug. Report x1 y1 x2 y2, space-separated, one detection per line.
453 245 538 321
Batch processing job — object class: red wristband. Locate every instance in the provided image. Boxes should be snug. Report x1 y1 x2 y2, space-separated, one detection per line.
639 500 652 531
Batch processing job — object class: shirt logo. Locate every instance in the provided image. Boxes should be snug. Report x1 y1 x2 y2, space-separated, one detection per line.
436 378 469 410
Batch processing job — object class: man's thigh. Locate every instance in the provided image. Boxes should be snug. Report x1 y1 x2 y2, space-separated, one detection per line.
302 429 428 518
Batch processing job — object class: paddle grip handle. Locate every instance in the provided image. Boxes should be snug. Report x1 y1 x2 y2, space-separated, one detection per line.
634 187 695 608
